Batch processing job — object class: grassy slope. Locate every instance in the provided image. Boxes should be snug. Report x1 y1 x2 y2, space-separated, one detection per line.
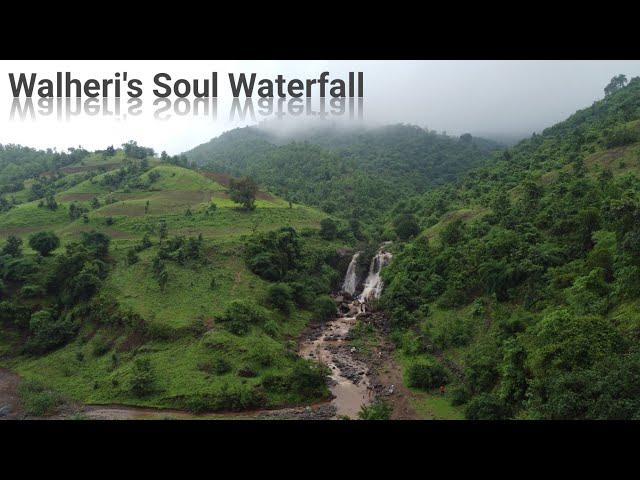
0 159 334 410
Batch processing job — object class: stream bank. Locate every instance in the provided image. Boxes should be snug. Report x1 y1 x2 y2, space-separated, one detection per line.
1 244 420 420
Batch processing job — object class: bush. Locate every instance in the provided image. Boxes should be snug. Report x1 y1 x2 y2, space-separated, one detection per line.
92 334 112 356
394 214 420 240
406 360 448 390
263 360 329 400
319 218 338 240
312 295 336 322
219 300 268 336
20 284 45 298
464 393 509 420
130 357 156 397
450 385 472 406
126 249 139 265
28 231 60 256
26 310 79 354
358 400 392 420
266 283 293 314
18 380 62 416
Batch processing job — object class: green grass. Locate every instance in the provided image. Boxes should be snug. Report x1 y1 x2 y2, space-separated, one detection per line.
0 162 335 412
396 350 465 420
103 243 270 328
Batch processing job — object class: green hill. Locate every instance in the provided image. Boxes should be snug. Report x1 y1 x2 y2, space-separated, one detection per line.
0 147 342 413
185 124 502 227
380 76 640 419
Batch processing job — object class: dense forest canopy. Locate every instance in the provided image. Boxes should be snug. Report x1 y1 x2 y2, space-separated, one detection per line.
185 124 501 226
379 76 640 419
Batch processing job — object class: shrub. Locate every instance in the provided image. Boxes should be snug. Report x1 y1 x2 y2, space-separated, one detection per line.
312 295 336 322
126 249 139 265
28 231 60 256
406 360 448 390
394 214 420 240
219 300 268 335
464 393 509 420
20 284 45 298
26 310 79 354
262 360 328 401
319 218 338 240
130 357 156 397
450 385 472 406
266 283 293 314
358 400 392 420
92 334 112 356
18 380 62 416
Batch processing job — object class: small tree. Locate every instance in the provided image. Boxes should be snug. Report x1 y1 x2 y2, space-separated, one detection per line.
319 218 338 240
158 220 168 243
28 231 60 256
394 214 420 241
604 74 628 96
127 249 139 265
229 176 258 211
266 283 293 314
130 357 156 397
312 295 336 322
158 267 169 292
2 235 23 257
358 399 392 420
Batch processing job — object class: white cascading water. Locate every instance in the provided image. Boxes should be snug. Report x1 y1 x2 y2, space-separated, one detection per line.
341 252 360 295
358 247 393 302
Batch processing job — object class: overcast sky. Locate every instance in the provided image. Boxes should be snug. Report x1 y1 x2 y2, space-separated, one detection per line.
1 60 640 154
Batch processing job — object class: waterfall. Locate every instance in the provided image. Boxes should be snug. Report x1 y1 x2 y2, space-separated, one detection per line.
358 248 393 302
341 252 360 295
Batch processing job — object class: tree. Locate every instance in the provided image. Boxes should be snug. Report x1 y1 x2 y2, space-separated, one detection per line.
228 176 258 211
2 235 23 257
45 195 58 211
604 74 628 96
266 283 293 314
312 295 336 322
158 267 169 292
460 133 473 144
28 231 60 256
127 249 139 265
81 231 110 260
319 218 338 240
406 361 448 389
158 219 168 243
393 213 420 240
130 357 156 397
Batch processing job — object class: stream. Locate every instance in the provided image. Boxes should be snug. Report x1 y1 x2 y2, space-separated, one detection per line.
0 245 394 421
299 244 392 419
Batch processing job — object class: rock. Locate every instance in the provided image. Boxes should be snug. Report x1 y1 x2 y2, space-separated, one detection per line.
0 405 11 417
335 296 344 303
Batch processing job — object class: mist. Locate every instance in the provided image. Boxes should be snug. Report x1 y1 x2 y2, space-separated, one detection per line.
2 60 640 153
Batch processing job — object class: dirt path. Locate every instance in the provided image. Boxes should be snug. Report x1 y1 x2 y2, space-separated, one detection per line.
0 368 22 420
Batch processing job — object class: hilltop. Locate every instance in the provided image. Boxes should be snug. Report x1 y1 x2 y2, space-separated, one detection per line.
185 123 502 228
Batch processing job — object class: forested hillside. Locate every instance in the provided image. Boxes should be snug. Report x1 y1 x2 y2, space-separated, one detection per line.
0 144 349 416
186 124 501 228
380 75 640 419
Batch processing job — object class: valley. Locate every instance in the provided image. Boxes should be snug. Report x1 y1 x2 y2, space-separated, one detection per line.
3 74 640 420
